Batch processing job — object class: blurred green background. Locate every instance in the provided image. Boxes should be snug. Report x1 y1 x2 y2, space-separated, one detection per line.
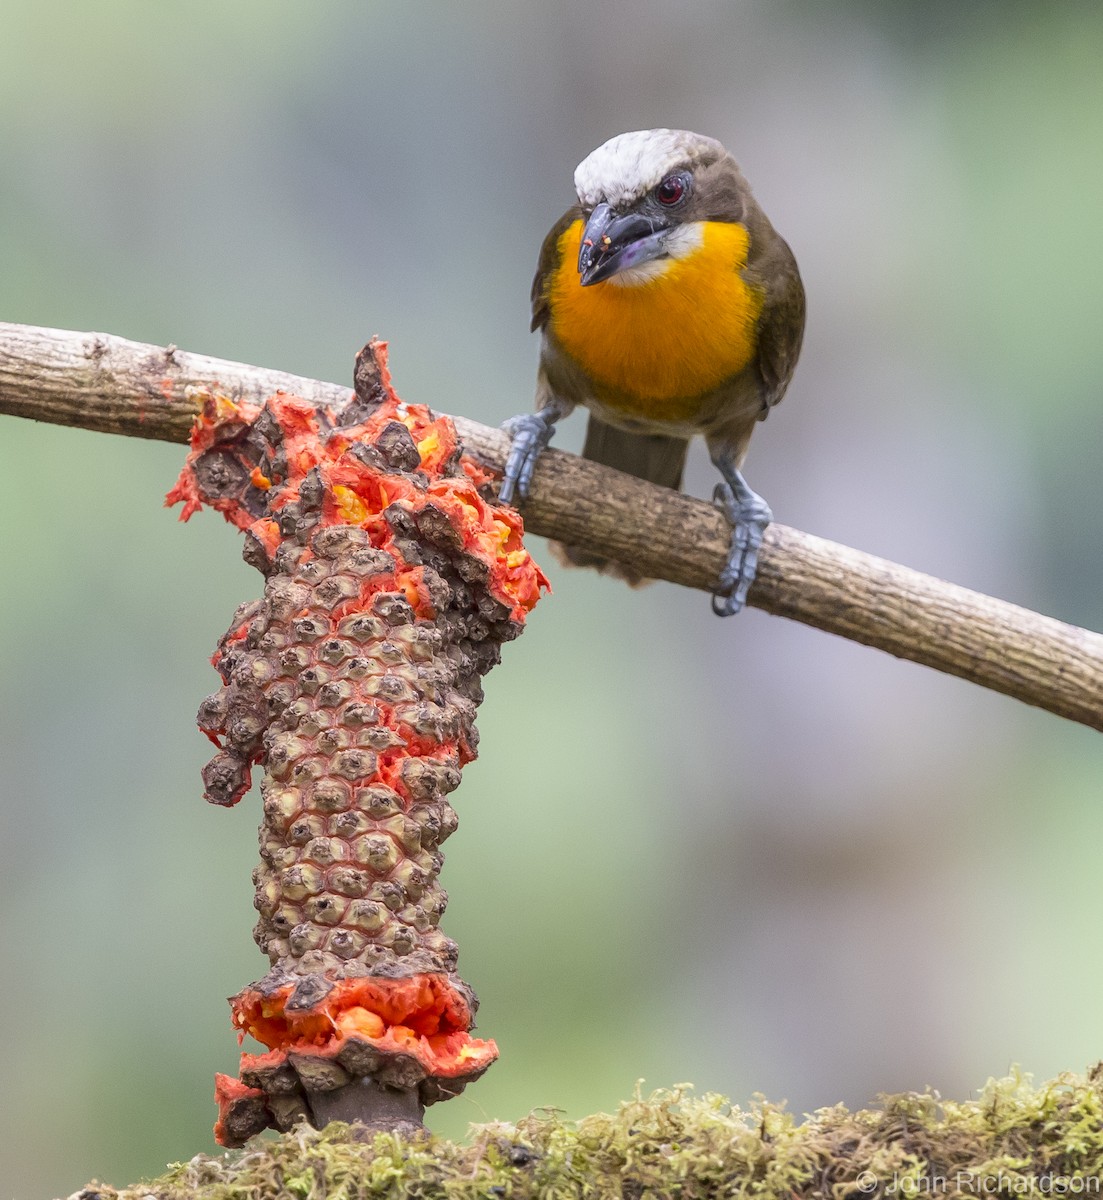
2 2 1102 1196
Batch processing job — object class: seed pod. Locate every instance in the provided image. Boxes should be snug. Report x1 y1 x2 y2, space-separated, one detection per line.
167 340 546 1146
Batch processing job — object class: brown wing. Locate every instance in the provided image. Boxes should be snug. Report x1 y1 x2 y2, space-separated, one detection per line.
752 229 806 412
531 206 584 333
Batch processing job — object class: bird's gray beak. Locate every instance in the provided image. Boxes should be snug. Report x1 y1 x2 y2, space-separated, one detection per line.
577 202 670 286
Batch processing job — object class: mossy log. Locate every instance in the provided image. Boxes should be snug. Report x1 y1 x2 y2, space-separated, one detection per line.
71 1070 1103 1200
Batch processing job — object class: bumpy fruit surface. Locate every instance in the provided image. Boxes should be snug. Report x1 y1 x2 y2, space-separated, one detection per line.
168 342 546 1146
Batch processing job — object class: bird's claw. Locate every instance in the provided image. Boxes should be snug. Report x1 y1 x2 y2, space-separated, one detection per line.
499 412 555 506
711 480 771 617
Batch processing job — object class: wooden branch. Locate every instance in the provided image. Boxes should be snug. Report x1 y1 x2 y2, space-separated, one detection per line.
2 321 1101 732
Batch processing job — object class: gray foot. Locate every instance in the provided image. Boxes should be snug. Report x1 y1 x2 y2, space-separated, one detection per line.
499 411 556 505
711 479 772 616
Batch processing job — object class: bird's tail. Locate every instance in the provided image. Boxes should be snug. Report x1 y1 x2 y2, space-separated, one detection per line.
551 415 688 585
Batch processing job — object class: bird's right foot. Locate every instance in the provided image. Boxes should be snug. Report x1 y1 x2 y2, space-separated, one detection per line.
499 411 557 505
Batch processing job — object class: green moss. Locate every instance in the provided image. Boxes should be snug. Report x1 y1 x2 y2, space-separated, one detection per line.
72 1068 1103 1200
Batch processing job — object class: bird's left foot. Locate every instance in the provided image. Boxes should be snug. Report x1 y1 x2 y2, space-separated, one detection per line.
711 480 772 616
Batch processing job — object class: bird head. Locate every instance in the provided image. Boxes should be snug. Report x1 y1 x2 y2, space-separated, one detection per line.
572 129 746 287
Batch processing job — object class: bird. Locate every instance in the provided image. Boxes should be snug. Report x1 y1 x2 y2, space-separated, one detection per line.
498 128 805 615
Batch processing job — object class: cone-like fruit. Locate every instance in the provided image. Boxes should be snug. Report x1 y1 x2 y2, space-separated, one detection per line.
168 342 546 1146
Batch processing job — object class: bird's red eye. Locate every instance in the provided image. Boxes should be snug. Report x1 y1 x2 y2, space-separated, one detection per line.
656 174 687 205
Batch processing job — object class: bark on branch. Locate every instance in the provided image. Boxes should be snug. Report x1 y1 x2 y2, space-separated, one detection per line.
2 321 1101 732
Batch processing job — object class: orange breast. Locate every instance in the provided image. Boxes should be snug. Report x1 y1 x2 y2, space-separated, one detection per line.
547 218 763 419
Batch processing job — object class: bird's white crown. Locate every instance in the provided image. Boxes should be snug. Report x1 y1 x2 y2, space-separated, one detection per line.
573 128 724 209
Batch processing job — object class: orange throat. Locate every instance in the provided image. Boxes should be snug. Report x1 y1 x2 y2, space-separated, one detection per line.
547 218 763 416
